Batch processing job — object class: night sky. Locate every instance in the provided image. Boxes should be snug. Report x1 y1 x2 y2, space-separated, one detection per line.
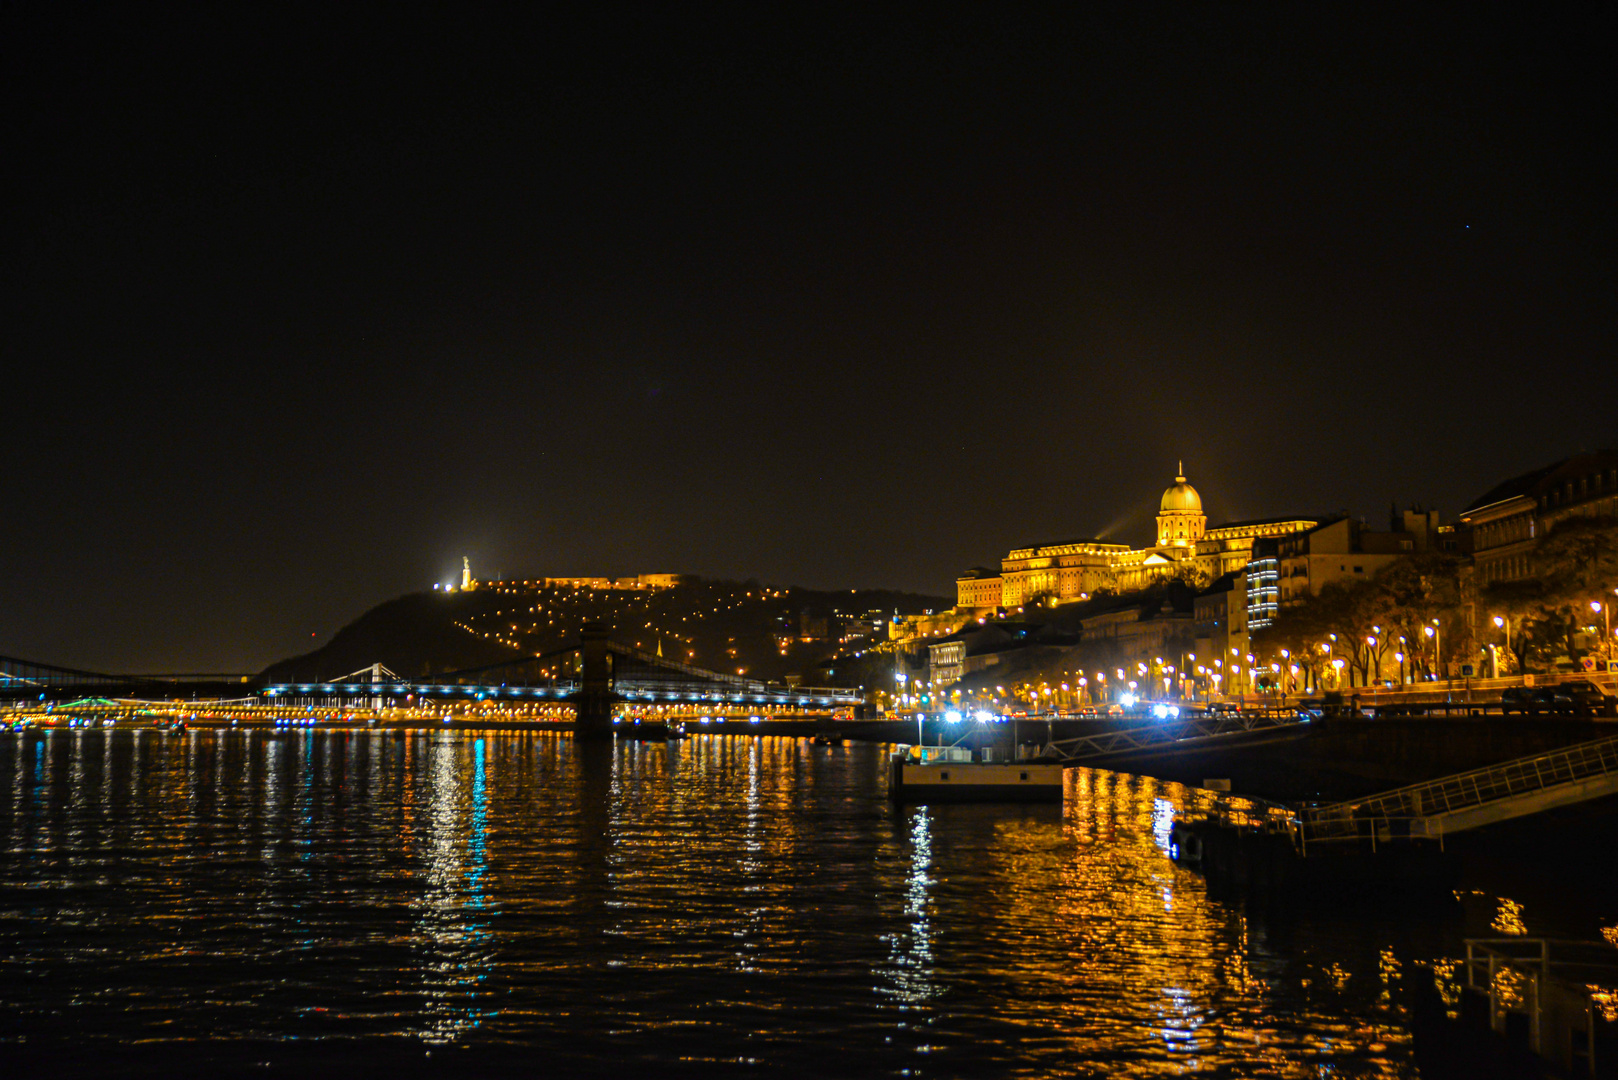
5 6 1615 673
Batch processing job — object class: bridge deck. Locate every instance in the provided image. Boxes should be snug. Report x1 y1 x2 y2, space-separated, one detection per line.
1042 709 1306 762
260 679 860 708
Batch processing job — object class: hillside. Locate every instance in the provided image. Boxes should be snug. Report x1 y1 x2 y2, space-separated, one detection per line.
261 578 950 684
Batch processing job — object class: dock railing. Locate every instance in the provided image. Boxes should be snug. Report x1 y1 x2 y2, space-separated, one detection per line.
1452 937 1618 1076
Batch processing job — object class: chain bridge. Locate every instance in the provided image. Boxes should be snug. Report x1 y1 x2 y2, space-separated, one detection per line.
261 624 860 735
1 655 254 702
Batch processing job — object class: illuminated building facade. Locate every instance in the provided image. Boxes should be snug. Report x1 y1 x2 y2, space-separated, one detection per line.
927 638 966 689
954 567 1008 612
1194 571 1249 662
1245 542 1281 630
957 468 1318 611
1271 511 1442 607
1459 451 1618 586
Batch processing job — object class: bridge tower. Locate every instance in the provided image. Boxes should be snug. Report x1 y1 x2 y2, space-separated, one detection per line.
574 621 616 739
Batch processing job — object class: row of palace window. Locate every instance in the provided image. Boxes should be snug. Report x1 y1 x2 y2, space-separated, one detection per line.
1482 554 1533 583
1543 468 1618 508
1476 514 1533 549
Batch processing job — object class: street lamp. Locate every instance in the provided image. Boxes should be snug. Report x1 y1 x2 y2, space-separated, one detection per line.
1493 615 1510 676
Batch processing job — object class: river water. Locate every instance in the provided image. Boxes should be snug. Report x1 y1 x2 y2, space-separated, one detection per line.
1 729 1612 1077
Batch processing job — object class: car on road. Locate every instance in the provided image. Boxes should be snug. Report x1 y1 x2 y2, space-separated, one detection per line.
1500 685 1576 716
1558 679 1618 716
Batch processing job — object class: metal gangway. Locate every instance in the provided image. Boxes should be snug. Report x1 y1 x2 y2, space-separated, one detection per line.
1300 732 1618 849
1041 707 1307 763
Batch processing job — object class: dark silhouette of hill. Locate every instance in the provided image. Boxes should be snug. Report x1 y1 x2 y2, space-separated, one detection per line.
261 578 950 684
261 590 523 682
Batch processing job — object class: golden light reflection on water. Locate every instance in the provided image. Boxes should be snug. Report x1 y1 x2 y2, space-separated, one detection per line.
1491 897 1528 936
954 767 1416 1076
9 731 1599 1075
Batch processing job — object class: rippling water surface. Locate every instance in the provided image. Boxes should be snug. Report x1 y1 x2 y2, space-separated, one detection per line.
2 728 1594 1077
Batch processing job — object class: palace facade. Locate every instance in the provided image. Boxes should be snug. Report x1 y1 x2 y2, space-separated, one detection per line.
959 468 1318 611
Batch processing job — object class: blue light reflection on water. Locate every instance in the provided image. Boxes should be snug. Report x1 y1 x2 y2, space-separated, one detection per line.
468 737 488 907
0 727 1544 1076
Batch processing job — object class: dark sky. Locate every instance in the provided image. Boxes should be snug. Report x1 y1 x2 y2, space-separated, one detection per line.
5 6 1615 672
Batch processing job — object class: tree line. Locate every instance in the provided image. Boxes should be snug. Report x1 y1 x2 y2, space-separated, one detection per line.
1253 515 1618 685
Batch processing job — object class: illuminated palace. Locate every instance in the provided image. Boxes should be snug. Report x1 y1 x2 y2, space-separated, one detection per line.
958 466 1319 611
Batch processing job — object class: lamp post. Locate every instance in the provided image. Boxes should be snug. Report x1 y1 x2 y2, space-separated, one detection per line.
1493 615 1510 677
1593 600 1610 670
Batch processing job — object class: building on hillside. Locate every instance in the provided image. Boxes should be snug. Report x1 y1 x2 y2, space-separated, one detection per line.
926 622 1079 693
1079 597 1195 671
1459 451 1618 586
634 573 689 589
798 611 831 642
958 467 1318 611
927 636 967 689
496 575 685 591
1194 571 1249 667
1245 545 1282 631
954 567 1006 613
840 610 891 648
1269 510 1442 607
890 609 971 643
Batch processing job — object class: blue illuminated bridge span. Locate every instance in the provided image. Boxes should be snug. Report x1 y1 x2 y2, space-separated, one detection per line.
261 627 860 733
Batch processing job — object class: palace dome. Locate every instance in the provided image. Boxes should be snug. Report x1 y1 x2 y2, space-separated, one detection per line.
1160 469 1202 513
